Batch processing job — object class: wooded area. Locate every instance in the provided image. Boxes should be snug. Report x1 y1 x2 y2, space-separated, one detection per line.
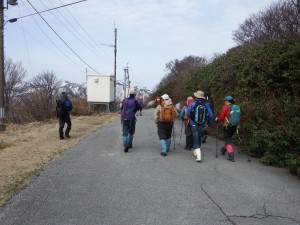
151 0 300 175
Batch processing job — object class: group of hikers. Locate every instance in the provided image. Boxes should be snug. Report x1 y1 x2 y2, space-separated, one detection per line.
55 90 241 163
120 90 241 163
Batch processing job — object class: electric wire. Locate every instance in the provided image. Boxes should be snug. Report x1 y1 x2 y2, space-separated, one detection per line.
16 0 87 20
10 20 85 71
58 0 114 62
26 0 100 74
41 0 113 65
15 2 85 70
17 6 33 76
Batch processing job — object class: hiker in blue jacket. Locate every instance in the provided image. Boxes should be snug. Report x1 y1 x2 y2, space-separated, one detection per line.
121 90 140 153
187 91 214 162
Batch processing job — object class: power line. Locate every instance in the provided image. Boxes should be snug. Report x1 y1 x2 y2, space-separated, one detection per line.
42 0 113 65
8 2 86 70
26 0 100 74
17 0 87 20
57 0 114 62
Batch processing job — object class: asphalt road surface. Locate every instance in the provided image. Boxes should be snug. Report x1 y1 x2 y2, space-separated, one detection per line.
0 109 299 225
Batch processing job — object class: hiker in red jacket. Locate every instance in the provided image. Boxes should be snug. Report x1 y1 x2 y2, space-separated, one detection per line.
215 96 239 162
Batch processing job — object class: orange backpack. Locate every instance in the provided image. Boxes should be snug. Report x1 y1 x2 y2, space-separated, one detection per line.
160 101 175 123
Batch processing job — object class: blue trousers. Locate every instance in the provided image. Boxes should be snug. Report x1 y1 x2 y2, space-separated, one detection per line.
191 124 204 149
122 119 136 147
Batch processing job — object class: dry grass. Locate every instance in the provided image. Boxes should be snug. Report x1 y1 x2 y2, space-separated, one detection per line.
0 113 119 206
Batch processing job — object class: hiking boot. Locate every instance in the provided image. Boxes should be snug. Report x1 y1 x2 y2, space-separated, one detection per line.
227 153 235 162
124 146 129 153
195 148 202 162
60 136 64 140
221 147 227 155
128 143 132 149
65 134 70 138
160 152 167 157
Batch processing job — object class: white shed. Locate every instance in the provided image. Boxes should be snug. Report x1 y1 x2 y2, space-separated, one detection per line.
86 74 115 110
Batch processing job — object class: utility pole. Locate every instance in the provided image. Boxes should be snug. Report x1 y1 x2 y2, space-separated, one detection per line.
100 26 117 111
123 64 130 99
113 27 117 110
0 0 5 124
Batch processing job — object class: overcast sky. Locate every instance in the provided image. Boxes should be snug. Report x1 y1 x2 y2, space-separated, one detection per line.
4 0 277 90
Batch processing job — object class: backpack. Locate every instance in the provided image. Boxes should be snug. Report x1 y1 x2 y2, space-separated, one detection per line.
227 104 241 126
56 99 68 117
160 101 175 123
190 100 208 124
121 98 137 120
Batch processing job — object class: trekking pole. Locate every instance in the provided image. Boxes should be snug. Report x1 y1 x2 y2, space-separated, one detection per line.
179 119 184 145
215 123 218 158
172 122 176 150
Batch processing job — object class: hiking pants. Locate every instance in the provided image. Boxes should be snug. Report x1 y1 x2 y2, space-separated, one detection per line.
59 114 72 138
191 124 204 149
223 126 237 145
157 122 173 140
122 119 136 146
184 123 193 149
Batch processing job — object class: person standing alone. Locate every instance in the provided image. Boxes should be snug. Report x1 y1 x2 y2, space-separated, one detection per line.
56 92 73 140
121 90 140 153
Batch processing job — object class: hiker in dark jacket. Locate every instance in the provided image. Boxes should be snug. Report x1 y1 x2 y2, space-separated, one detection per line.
202 92 215 143
136 97 144 116
121 90 140 153
187 91 214 162
58 92 73 140
180 96 194 150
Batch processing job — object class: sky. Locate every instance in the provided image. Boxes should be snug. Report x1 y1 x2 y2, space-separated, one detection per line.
4 0 278 91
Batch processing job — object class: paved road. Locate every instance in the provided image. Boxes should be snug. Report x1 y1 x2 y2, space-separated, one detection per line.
0 109 299 225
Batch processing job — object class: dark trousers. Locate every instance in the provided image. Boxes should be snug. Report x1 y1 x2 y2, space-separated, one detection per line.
59 114 72 138
223 126 237 145
157 122 173 140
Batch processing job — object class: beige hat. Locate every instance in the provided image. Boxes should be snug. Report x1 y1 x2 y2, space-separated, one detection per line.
187 96 193 100
194 91 205 99
161 94 169 100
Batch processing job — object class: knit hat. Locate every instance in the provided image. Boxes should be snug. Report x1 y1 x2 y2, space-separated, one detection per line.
194 91 205 99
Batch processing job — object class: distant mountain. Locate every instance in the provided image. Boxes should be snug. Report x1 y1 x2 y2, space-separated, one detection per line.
59 80 153 102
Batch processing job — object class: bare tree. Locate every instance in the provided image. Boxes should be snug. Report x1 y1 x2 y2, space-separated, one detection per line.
31 70 59 103
233 0 300 45
291 0 300 12
4 57 27 113
30 70 60 120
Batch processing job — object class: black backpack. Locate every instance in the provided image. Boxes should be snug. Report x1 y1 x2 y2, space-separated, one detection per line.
56 99 68 117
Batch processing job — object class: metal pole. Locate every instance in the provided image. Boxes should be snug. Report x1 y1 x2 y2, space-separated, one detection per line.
0 0 5 122
113 28 117 110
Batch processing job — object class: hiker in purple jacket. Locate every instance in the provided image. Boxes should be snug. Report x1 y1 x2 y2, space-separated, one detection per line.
120 90 140 153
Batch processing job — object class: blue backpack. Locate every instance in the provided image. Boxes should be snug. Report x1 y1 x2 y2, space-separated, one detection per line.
228 104 241 126
190 101 208 124
121 98 137 120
